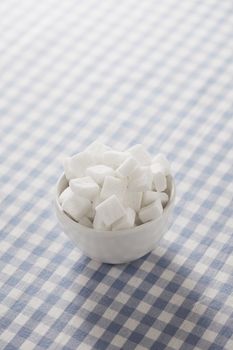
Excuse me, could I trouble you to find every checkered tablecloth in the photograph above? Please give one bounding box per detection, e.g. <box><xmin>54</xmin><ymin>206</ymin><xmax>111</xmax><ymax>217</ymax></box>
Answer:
<box><xmin>1</xmin><ymin>0</ymin><xmax>233</xmax><ymax>349</ymax></box>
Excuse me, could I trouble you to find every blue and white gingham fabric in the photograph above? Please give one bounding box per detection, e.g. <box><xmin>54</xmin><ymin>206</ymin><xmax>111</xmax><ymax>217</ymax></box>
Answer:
<box><xmin>1</xmin><ymin>0</ymin><xmax>233</xmax><ymax>349</ymax></box>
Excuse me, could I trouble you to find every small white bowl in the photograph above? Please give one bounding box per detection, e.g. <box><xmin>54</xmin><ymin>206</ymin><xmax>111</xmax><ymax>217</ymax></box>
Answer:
<box><xmin>54</xmin><ymin>174</ymin><xmax>176</xmax><ymax>264</ymax></box>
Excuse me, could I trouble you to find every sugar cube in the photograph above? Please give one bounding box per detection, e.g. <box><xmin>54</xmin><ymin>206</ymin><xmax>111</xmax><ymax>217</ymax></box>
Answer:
<box><xmin>70</xmin><ymin>151</ymin><xmax>95</xmax><ymax>177</ymax></box>
<box><xmin>142</xmin><ymin>191</ymin><xmax>169</xmax><ymax>207</ymax></box>
<box><xmin>69</xmin><ymin>176</ymin><xmax>99</xmax><ymax>200</ymax></box>
<box><xmin>152</xmin><ymin>167</ymin><xmax>167</xmax><ymax>192</ymax></box>
<box><xmin>152</xmin><ymin>154</ymin><xmax>171</xmax><ymax>176</ymax></box>
<box><xmin>128</xmin><ymin>166</ymin><xmax>153</xmax><ymax>192</ymax></box>
<box><xmin>62</xmin><ymin>195</ymin><xmax>91</xmax><ymax>221</ymax></box>
<box><xmin>63</xmin><ymin>157</ymin><xmax>76</xmax><ymax>181</ymax></box>
<box><xmin>86</xmin><ymin>141</ymin><xmax>111</xmax><ymax>163</ymax></box>
<box><xmin>142</xmin><ymin>191</ymin><xmax>161</xmax><ymax>206</ymax></box>
<box><xmin>93</xmin><ymin>211</ymin><xmax>111</xmax><ymax>231</ymax></box>
<box><xmin>116</xmin><ymin>156</ymin><xmax>139</xmax><ymax>177</ymax></box>
<box><xmin>128</xmin><ymin>144</ymin><xmax>151</xmax><ymax>165</ymax></box>
<box><xmin>139</xmin><ymin>199</ymin><xmax>163</xmax><ymax>223</ymax></box>
<box><xmin>86</xmin><ymin>165</ymin><xmax>114</xmax><ymax>185</ymax></box>
<box><xmin>95</xmin><ymin>195</ymin><xmax>126</xmax><ymax>226</ymax></box>
<box><xmin>59</xmin><ymin>186</ymin><xmax>73</xmax><ymax>204</ymax></box>
<box><xmin>112</xmin><ymin>208</ymin><xmax>136</xmax><ymax>230</ymax></box>
<box><xmin>100</xmin><ymin>176</ymin><xmax>127</xmax><ymax>201</ymax></box>
<box><xmin>92</xmin><ymin>194</ymin><xmax>103</xmax><ymax>209</ymax></box>
<box><xmin>103</xmin><ymin>151</ymin><xmax>128</xmax><ymax>168</ymax></box>
<box><xmin>123</xmin><ymin>191</ymin><xmax>142</xmax><ymax>212</ymax></box>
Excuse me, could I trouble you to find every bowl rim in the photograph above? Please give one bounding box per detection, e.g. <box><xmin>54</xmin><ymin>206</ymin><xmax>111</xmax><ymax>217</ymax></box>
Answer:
<box><xmin>55</xmin><ymin>173</ymin><xmax>176</xmax><ymax>237</ymax></box>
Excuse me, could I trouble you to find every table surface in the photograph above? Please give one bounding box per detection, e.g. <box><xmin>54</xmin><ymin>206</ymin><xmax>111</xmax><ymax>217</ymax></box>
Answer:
<box><xmin>0</xmin><ymin>1</ymin><xmax>233</xmax><ymax>349</ymax></box>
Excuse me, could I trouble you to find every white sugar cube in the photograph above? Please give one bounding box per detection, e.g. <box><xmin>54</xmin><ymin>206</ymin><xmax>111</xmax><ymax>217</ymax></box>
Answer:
<box><xmin>95</xmin><ymin>195</ymin><xmax>126</xmax><ymax>226</ymax></box>
<box><xmin>112</xmin><ymin>208</ymin><xmax>136</xmax><ymax>230</ymax></box>
<box><xmin>152</xmin><ymin>154</ymin><xmax>171</xmax><ymax>175</ymax></box>
<box><xmin>123</xmin><ymin>191</ymin><xmax>142</xmax><ymax>213</ymax></box>
<box><xmin>62</xmin><ymin>195</ymin><xmax>91</xmax><ymax>221</ymax></box>
<box><xmin>78</xmin><ymin>216</ymin><xmax>93</xmax><ymax>228</ymax></box>
<box><xmin>59</xmin><ymin>186</ymin><xmax>73</xmax><ymax>204</ymax></box>
<box><xmin>142</xmin><ymin>191</ymin><xmax>169</xmax><ymax>207</ymax></box>
<box><xmin>116</xmin><ymin>157</ymin><xmax>139</xmax><ymax>177</ymax></box>
<box><xmin>69</xmin><ymin>176</ymin><xmax>99</xmax><ymax>200</ymax></box>
<box><xmin>151</xmin><ymin>163</ymin><xmax>165</xmax><ymax>174</ymax></box>
<box><xmin>128</xmin><ymin>166</ymin><xmax>153</xmax><ymax>192</ymax></box>
<box><xmin>70</xmin><ymin>151</ymin><xmax>95</xmax><ymax>177</ymax></box>
<box><xmin>92</xmin><ymin>194</ymin><xmax>103</xmax><ymax>209</ymax></box>
<box><xmin>63</xmin><ymin>157</ymin><xmax>76</xmax><ymax>181</ymax></box>
<box><xmin>142</xmin><ymin>191</ymin><xmax>161</xmax><ymax>206</ymax></box>
<box><xmin>93</xmin><ymin>211</ymin><xmax>111</xmax><ymax>231</ymax></box>
<box><xmin>86</xmin><ymin>141</ymin><xmax>111</xmax><ymax>163</ymax></box>
<box><xmin>100</xmin><ymin>176</ymin><xmax>127</xmax><ymax>201</ymax></box>
<box><xmin>128</xmin><ymin>144</ymin><xmax>151</xmax><ymax>165</ymax></box>
<box><xmin>103</xmin><ymin>151</ymin><xmax>128</xmax><ymax>168</ymax></box>
<box><xmin>151</xmin><ymin>165</ymin><xmax>167</xmax><ymax>192</ymax></box>
<box><xmin>86</xmin><ymin>165</ymin><xmax>114</xmax><ymax>185</ymax></box>
<box><xmin>139</xmin><ymin>199</ymin><xmax>163</xmax><ymax>223</ymax></box>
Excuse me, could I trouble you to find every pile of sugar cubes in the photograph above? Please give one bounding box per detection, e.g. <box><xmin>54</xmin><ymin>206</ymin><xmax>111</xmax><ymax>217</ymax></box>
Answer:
<box><xmin>59</xmin><ymin>142</ymin><xmax>172</xmax><ymax>231</ymax></box>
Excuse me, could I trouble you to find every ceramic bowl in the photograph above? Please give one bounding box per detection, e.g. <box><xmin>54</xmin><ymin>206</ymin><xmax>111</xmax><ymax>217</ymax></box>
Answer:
<box><xmin>54</xmin><ymin>174</ymin><xmax>175</xmax><ymax>264</ymax></box>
